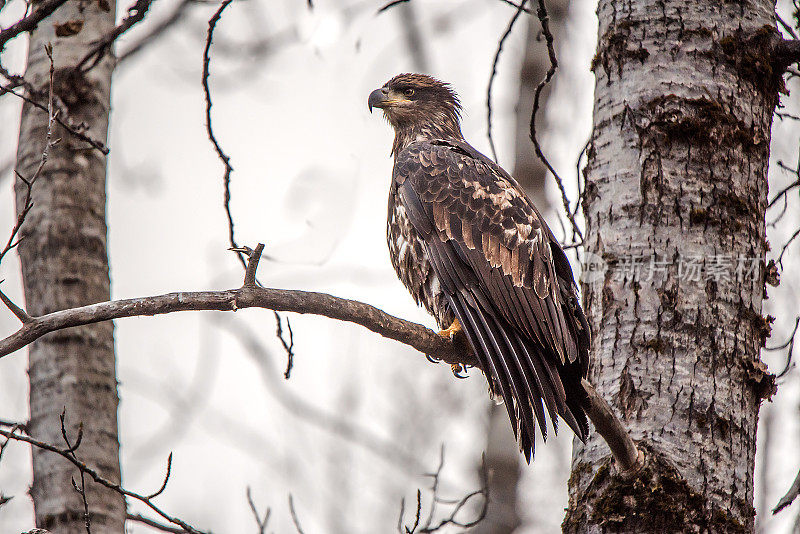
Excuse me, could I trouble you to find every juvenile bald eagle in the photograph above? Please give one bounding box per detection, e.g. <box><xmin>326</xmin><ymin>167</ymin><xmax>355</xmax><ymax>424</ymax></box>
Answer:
<box><xmin>369</xmin><ymin>74</ymin><xmax>590</xmax><ymax>461</ymax></box>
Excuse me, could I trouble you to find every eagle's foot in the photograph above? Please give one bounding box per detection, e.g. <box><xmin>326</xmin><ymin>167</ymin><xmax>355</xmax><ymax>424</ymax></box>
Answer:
<box><xmin>438</xmin><ymin>318</ymin><xmax>461</xmax><ymax>339</ymax></box>
<box><xmin>451</xmin><ymin>363</ymin><xmax>468</xmax><ymax>379</ymax></box>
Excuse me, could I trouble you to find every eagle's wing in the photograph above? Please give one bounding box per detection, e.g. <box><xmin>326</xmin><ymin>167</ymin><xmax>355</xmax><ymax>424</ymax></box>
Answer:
<box><xmin>393</xmin><ymin>139</ymin><xmax>590</xmax><ymax>460</ymax></box>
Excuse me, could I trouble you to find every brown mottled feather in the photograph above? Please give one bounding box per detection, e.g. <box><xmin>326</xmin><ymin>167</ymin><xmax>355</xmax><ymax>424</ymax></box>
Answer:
<box><xmin>380</xmin><ymin>74</ymin><xmax>589</xmax><ymax>461</ymax></box>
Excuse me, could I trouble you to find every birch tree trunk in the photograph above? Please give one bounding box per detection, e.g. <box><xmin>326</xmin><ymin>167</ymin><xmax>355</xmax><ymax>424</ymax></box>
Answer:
<box><xmin>564</xmin><ymin>0</ymin><xmax>779</xmax><ymax>531</ymax></box>
<box><xmin>14</xmin><ymin>0</ymin><xmax>123</xmax><ymax>531</ymax></box>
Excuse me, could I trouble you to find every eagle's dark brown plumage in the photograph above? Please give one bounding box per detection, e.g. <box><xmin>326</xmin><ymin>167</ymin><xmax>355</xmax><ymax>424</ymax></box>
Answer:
<box><xmin>369</xmin><ymin>73</ymin><xmax>590</xmax><ymax>461</ymax></box>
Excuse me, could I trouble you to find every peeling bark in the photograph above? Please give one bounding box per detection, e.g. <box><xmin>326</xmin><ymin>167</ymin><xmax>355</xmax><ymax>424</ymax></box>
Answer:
<box><xmin>565</xmin><ymin>0</ymin><xmax>779</xmax><ymax>532</ymax></box>
<box><xmin>13</xmin><ymin>0</ymin><xmax>123</xmax><ymax>531</ymax></box>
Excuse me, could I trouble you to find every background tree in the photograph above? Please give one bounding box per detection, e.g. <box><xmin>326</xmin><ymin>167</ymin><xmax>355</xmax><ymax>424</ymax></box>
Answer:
<box><xmin>11</xmin><ymin>0</ymin><xmax>124</xmax><ymax>530</ymax></box>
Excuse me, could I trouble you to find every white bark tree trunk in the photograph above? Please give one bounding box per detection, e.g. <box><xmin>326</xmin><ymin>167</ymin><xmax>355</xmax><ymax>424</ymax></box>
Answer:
<box><xmin>14</xmin><ymin>0</ymin><xmax>123</xmax><ymax>531</ymax></box>
<box><xmin>565</xmin><ymin>0</ymin><xmax>779</xmax><ymax>531</ymax></box>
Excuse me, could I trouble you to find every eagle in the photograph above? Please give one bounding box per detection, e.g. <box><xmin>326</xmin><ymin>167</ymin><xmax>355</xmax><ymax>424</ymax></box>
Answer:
<box><xmin>368</xmin><ymin>73</ymin><xmax>590</xmax><ymax>461</ymax></box>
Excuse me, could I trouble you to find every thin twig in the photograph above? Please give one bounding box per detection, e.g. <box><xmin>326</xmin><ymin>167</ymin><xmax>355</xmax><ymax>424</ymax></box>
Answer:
<box><xmin>202</xmin><ymin>0</ymin><xmax>246</xmax><ymax>270</ymax></box>
<box><xmin>0</xmin><ymin>427</ymin><xmax>208</xmax><ymax>533</ymax></box>
<box><xmin>77</xmin><ymin>0</ymin><xmax>154</xmax><ymax>72</ymax></box>
<box><xmin>486</xmin><ymin>0</ymin><xmax>528</xmax><ymax>163</ymax></box>
<box><xmin>274</xmin><ymin>311</ymin><xmax>295</xmax><ymax>379</ymax></box>
<box><xmin>778</xmin><ymin>13</ymin><xmax>799</xmax><ymax>39</ymax></box>
<box><xmin>118</xmin><ymin>0</ymin><xmax>194</xmax><ymax>63</ymax></box>
<box><xmin>288</xmin><ymin>494</ymin><xmax>305</xmax><ymax>534</ymax></box>
<box><xmin>60</xmin><ymin>413</ymin><xmax>91</xmax><ymax>533</ymax></box>
<box><xmin>399</xmin><ymin>446</ymin><xmax>489</xmax><ymax>533</ymax></box>
<box><xmin>529</xmin><ymin>0</ymin><xmax>583</xmax><ymax>241</ymax></box>
<box><xmin>0</xmin><ymin>44</ymin><xmax>58</xmax><ymax>269</ymax></box>
<box><xmin>773</xmin><ymin>468</ymin><xmax>800</xmax><ymax>514</ymax></box>
<box><xmin>0</xmin><ymin>81</ymin><xmax>109</xmax><ymax>153</ymax></box>
<box><xmin>776</xmin><ymin>226</ymin><xmax>800</xmax><ymax>267</ymax></box>
<box><xmin>146</xmin><ymin>453</ymin><xmax>173</xmax><ymax>499</ymax></box>
<box><xmin>377</xmin><ymin>0</ymin><xmax>410</xmax><ymax>14</ymax></box>
<box><xmin>766</xmin><ymin>316</ymin><xmax>799</xmax><ymax>379</ymax></box>
<box><xmin>246</xmin><ymin>487</ymin><xmax>271</xmax><ymax>534</ymax></box>
<box><xmin>127</xmin><ymin>513</ymin><xmax>189</xmax><ymax>533</ymax></box>
<box><xmin>497</xmin><ymin>0</ymin><xmax>531</xmax><ymax>13</ymax></box>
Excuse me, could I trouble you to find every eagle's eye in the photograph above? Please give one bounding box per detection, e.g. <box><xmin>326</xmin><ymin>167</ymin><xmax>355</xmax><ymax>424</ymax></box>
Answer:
<box><xmin>403</xmin><ymin>88</ymin><xmax>415</xmax><ymax>97</ymax></box>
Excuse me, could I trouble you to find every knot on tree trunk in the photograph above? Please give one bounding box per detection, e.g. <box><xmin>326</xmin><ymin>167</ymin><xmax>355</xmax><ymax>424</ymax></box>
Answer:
<box><xmin>562</xmin><ymin>442</ymin><xmax>753</xmax><ymax>534</ymax></box>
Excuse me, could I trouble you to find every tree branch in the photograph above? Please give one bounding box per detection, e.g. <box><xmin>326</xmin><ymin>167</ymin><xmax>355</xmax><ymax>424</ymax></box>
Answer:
<box><xmin>0</xmin><ymin>426</ymin><xmax>207</xmax><ymax>533</ymax></box>
<box><xmin>77</xmin><ymin>0</ymin><xmax>154</xmax><ymax>72</ymax></box>
<box><xmin>0</xmin><ymin>0</ymin><xmax>68</xmax><ymax>51</ymax></box>
<box><xmin>581</xmin><ymin>378</ymin><xmax>644</xmax><ymax>476</ymax></box>
<box><xmin>0</xmin><ymin>245</ymin><xmax>641</xmax><ymax>474</ymax></box>
<box><xmin>117</xmin><ymin>0</ymin><xmax>194</xmax><ymax>64</ymax></box>
<box><xmin>773</xmin><ymin>467</ymin><xmax>800</xmax><ymax>514</ymax></box>
<box><xmin>776</xmin><ymin>38</ymin><xmax>800</xmax><ymax>69</ymax></box>
<box><xmin>0</xmin><ymin>245</ymin><xmax>466</xmax><ymax>365</ymax></box>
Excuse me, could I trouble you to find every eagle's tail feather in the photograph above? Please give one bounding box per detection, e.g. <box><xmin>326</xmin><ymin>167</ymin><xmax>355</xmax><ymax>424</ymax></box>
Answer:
<box><xmin>450</xmin><ymin>289</ymin><xmax>589</xmax><ymax>457</ymax></box>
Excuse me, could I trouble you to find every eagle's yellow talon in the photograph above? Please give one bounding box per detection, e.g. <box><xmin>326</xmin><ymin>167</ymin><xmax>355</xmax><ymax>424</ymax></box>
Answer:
<box><xmin>451</xmin><ymin>363</ymin><xmax>468</xmax><ymax>378</ymax></box>
<box><xmin>438</xmin><ymin>318</ymin><xmax>461</xmax><ymax>339</ymax></box>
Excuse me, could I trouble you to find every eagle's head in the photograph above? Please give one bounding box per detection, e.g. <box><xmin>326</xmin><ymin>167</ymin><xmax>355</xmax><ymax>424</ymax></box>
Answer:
<box><xmin>368</xmin><ymin>74</ymin><xmax>462</xmax><ymax>148</ymax></box>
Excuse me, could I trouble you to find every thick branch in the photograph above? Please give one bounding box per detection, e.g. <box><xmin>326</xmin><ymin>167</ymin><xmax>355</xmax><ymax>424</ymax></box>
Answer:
<box><xmin>776</xmin><ymin>38</ymin><xmax>800</xmax><ymax>69</ymax></box>
<box><xmin>581</xmin><ymin>378</ymin><xmax>644</xmax><ymax>475</ymax></box>
<box><xmin>0</xmin><ymin>283</ymin><xmax>467</xmax><ymax>365</ymax></box>
<box><xmin>0</xmin><ymin>245</ymin><xmax>641</xmax><ymax>471</ymax></box>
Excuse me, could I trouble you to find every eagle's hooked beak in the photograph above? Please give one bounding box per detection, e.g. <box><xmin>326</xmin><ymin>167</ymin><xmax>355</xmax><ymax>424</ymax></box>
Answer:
<box><xmin>368</xmin><ymin>87</ymin><xmax>391</xmax><ymax>112</ymax></box>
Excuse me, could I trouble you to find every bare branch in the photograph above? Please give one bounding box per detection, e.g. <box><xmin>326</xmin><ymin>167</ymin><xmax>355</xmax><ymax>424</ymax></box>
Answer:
<box><xmin>777</xmin><ymin>14</ymin><xmax>799</xmax><ymax>39</ymax></box>
<box><xmin>0</xmin><ymin>0</ymin><xmax>68</xmax><ymax>51</ymax></box>
<box><xmin>118</xmin><ymin>0</ymin><xmax>194</xmax><ymax>64</ymax></box>
<box><xmin>202</xmin><ymin>0</ymin><xmax>246</xmax><ymax>270</ymax></box>
<box><xmin>246</xmin><ymin>487</ymin><xmax>271</xmax><ymax>534</ymax></box>
<box><xmin>486</xmin><ymin>0</ymin><xmax>528</xmax><ymax>163</ymax></box>
<box><xmin>127</xmin><ymin>513</ymin><xmax>189</xmax><ymax>533</ymax></box>
<box><xmin>0</xmin><ymin>282</ymin><xmax>33</xmax><ymax>323</ymax></box>
<box><xmin>399</xmin><ymin>447</ymin><xmax>488</xmax><ymax>533</ymax></box>
<box><xmin>146</xmin><ymin>453</ymin><xmax>173</xmax><ymax>499</ymax></box>
<box><xmin>497</xmin><ymin>0</ymin><xmax>531</xmax><ymax>13</ymax></box>
<box><xmin>529</xmin><ymin>0</ymin><xmax>583</xmax><ymax>242</ymax></box>
<box><xmin>773</xmin><ymin>468</ymin><xmax>800</xmax><ymax>514</ymax></box>
<box><xmin>776</xmin><ymin>38</ymin><xmax>800</xmax><ymax>69</ymax></box>
<box><xmin>288</xmin><ymin>494</ymin><xmax>305</xmax><ymax>534</ymax></box>
<box><xmin>0</xmin><ymin>243</ymin><xmax>640</xmax><ymax>474</ymax></box>
<box><xmin>0</xmin><ymin>427</ymin><xmax>208</xmax><ymax>533</ymax></box>
<box><xmin>0</xmin><ymin>245</ymin><xmax>467</xmax><ymax>366</ymax></box>
<box><xmin>77</xmin><ymin>0</ymin><xmax>154</xmax><ymax>72</ymax></box>
<box><xmin>0</xmin><ymin>284</ymin><xmax>465</xmax><ymax>362</ymax></box>
<box><xmin>271</xmin><ymin>311</ymin><xmax>295</xmax><ymax>379</ymax></box>
<box><xmin>0</xmin><ymin>81</ymin><xmax>109</xmax><ymax>153</ymax></box>
<box><xmin>766</xmin><ymin>316</ymin><xmax>799</xmax><ymax>379</ymax></box>
<box><xmin>377</xmin><ymin>0</ymin><xmax>410</xmax><ymax>15</ymax></box>
<box><xmin>581</xmin><ymin>378</ymin><xmax>644</xmax><ymax>476</ymax></box>
<box><xmin>0</xmin><ymin>44</ymin><xmax>58</xmax><ymax>269</ymax></box>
